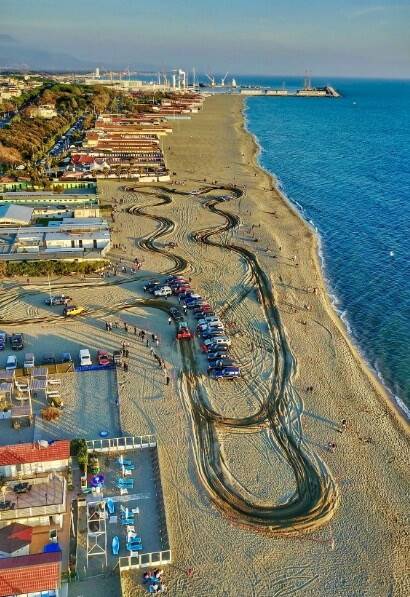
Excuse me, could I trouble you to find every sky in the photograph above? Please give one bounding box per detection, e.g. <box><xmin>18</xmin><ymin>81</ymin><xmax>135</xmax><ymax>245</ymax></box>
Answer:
<box><xmin>1</xmin><ymin>0</ymin><xmax>409</xmax><ymax>77</ymax></box>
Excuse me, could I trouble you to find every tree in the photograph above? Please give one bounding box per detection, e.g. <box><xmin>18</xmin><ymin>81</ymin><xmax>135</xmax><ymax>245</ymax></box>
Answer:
<box><xmin>0</xmin><ymin>144</ymin><xmax>22</xmax><ymax>166</ymax></box>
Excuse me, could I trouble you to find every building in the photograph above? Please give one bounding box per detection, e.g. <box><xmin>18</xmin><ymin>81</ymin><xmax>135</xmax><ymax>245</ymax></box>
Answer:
<box><xmin>0</xmin><ymin>523</ymin><xmax>32</xmax><ymax>558</ymax></box>
<box><xmin>0</xmin><ymin>551</ymin><xmax>62</xmax><ymax>597</ymax></box>
<box><xmin>0</xmin><ymin>440</ymin><xmax>70</xmax><ymax>530</ymax></box>
<box><xmin>0</xmin><ymin>205</ymin><xmax>34</xmax><ymax>227</ymax></box>
<box><xmin>0</xmin><ymin>217</ymin><xmax>111</xmax><ymax>260</ymax></box>
<box><xmin>30</xmin><ymin>104</ymin><xmax>58</xmax><ymax>119</ymax></box>
<box><xmin>0</xmin><ymin>440</ymin><xmax>70</xmax><ymax>478</ymax></box>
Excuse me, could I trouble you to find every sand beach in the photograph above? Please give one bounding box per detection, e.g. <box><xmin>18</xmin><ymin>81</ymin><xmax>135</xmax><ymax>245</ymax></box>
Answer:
<box><xmin>1</xmin><ymin>95</ymin><xmax>408</xmax><ymax>596</ymax></box>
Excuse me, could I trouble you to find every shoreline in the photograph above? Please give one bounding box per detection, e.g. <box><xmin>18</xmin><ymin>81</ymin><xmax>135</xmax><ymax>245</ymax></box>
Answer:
<box><xmin>240</xmin><ymin>97</ymin><xmax>410</xmax><ymax>430</ymax></box>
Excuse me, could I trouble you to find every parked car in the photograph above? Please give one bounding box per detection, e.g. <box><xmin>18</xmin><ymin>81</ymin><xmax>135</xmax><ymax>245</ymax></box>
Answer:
<box><xmin>79</xmin><ymin>349</ymin><xmax>92</xmax><ymax>366</ymax></box>
<box><xmin>23</xmin><ymin>353</ymin><xmax>35</xmax><ymax>368</ymax></box>
<box><xmin>174</xmin><ymin>285</ymin><xmax>191</xmax><ymax>295</ymax></box>
<box><xmin>11</xmin><ymin>333</ymin><xmax>24</xmax><ymax>350</ymax></box>
<box><xmin>201</xmin><ymin>336</ymin><xmax>231</xmax><ymax>352</ymax></box>
<box><xmin>201</xmin><ymin>329</ymin><xmax>226</xmax><ymax>341</ymax></box>
<box><xmin>207</xmin><ymin>349</ymin><xmax>230</xmax><ymax>361</ymax></box>
<box><xmin>176</xmin><ymin>322</ymin><xmax>193</xmax><ymax>340</ymax></box>
<box><xmin>97</xmin><ymin>350</ymin><xmax>111</xmax><ymax>366</ymax></box>
<box><xmin>0</xmin><ymin>332</ymin><xmax>6</xmax><ymax>350</ymax></box>
<box><xmin>113</xmin><ymin>350</ymin><xmax>122</xmax><ymax>366</ymax></box>
<box><xmin>153</xmin><ymin>286</ymin><xmax>172</xmax><ymax>297</ymax></box>
<box><xmin>194</xmin><ymin>308</ymin><xmax>214</xmax><ymax>318</ymax></box>
<box><xmin>45</xmin><ymin>294</ymin><xmax>71</xmax><ymax>306</ymax></box>
<box><xmin>208</xmin><ymin>358</ymin><xmax>236</xmax><ymax>370</ymax></box>
<box><xmin>143</xmin><ymin>280</ymin><xmax>161</xmax><ymax>292</ymax></box>
<box><xmin>43</xmin><ymin>353</ymin><xmax>56</xmax><ymax>365</ymax></box>
<box><xmin>170</xmin><ymin>307</ymin><xmax>184</xmax><ymax>321</ymax></box>
<box><xmin>209</xmin><ymin>366</ymin><xmax>241</xmax><ymax>380</ymax></box>
<box><xmin>5</xmin><ymin>355</ymin><xmax>17</xmax><ymax>371</ymax></box>
<box><xmin>63</xmin><ymin>305</ymin><xmax>85</xmax><ymax>317</ymax></box>
<box><xmin>61</xmin><ymin>352</ymin><xmax>73</xmax><ymax>364</ymax></box>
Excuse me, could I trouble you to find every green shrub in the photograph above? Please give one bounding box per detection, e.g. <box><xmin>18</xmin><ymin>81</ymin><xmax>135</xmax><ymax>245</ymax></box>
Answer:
<box><xmin>5</xmin><ymin>259</ymin><xmax>108</xmax><ymax>277</ymax></box>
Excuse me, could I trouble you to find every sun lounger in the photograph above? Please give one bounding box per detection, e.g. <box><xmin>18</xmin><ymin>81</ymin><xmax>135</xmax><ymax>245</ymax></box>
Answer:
<box><xmin>120</xmin><ymin>517</ymin><xmax>134</xmax><ymax>526</ymax></box>
<box><xmin>116</xmin><ymin>478</ymin><xmax>134</xmax><ymax>488</ymax></box>
<box><xmin>118</xmin><ymin>457</ymin><xmax>132</xmax><ymax>467</ymax></box>
<box><xmin>127</xmin><ymin>542</ymin><xmax>143</xmax><ymax>552</ymax></box>
<box><xmin>123</xmin><ymin>463</ymin><xmax>135</xmax><ymax>470</ymax></box>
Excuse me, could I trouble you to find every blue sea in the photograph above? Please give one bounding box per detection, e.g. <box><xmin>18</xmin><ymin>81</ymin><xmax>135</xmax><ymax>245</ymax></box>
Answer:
<box><xmin>243</xmin><ymin>77</ymin><xmax>410</xmax><ymax>416</ymax></box>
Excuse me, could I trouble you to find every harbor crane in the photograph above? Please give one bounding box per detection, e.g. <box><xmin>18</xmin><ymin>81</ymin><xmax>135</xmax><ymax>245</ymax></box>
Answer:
<box><xmin>206</xmin><ymin>73</ymin><xmax>216</xmax><ymax>87</ymax></box>
<box><xmin>221</xmin><ymin>72</ymin><xmax>229</xmax><ymax>86</ymax></box>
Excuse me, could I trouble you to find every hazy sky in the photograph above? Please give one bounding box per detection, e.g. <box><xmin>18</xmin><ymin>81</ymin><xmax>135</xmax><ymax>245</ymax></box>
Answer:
<box><xmin>2</xmin><ymin>0</ymin><xmax>410</xmax><ymax>77</ymax></box>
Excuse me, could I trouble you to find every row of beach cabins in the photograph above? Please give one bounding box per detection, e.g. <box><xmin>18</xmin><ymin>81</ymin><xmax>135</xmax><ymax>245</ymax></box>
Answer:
<box><xmin>61</xmin><ymin>93</ymin><xmax>205</xmax><ymax>183</ymax></box>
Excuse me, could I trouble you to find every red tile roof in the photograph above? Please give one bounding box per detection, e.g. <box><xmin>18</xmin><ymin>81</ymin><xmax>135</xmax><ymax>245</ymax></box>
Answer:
<box><xmin>0</xmin><ymin>552</ymin><xmax>61</xmax><ymax>596</ymax></box>
<box><xmin>0</xmin><ymin>440</ymin><xmax>70</xmax><ymax>466</ymax></box>
<box><xmin>0</xmin><ymin>523</ymin><xmax>32</xmax><ymax>554</ymax></box>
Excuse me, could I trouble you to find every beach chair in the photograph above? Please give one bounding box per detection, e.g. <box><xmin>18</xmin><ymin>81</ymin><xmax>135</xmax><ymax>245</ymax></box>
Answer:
<box><xmin>123</xmin><ymin>468</ymin><xmax>132</xmax><ymax>477</ymax></box>
<box><xmin>123</xmin><ymin>462</ymin><xmax>135</xmax><ymax>471</ymax></box>
<box><xmin>116</xmin><ymin>478</ymin><xmax>134</xmax><ymax>489</ymax></box>
<box><xmin>120</xmin><ymin>517</ymin><xmax>134</xmax><ymax>526</ymax></box>
<box><xmin>118</xmin><ymin>456</ymin><xmax>132</xmax><ymax>467</ymax></box>
<box><xmin>127</xmin><ymin>542</ymin><xmax>143</xmax><ymax>552</ymax></box>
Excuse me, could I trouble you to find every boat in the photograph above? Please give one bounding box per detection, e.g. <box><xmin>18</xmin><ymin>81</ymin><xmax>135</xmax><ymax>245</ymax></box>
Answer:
<box><xmin>112</xmin><ymin>536</ymin><xmax>120</xmax><ymax>555</ymax></box>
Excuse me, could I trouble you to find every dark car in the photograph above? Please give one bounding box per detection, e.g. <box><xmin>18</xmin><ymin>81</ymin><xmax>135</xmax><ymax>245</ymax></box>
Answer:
<box><xmin>170</xmin><ymin>307</ymin><xmax>184</xmax><ymax>321</ymax></box>
<box><xmin>200</xmin><ymin>329</ymin><xmax>226</xmax><ymax>340</ymax></box>
<box><xmin>143</xmin><ymin>280</ymin><xmax>161</xmax><ymax>292</ymax></box>
<box><xmin>207</xmin><ymin>358</ymin><xmax>236</xmax><ymax>370</ymax></box>
<box><xmin>194</xmin><ymin>309</ymin><xmax>215</xmax><ymax>319</ymax></box>
<box><xmin>207</xmin><ymin>349</ymin><xmax>230</xmax><ymax>361</ymax></box>
<box><xmin>61</xmin><ymin>352</ymin><xmax>73</xmax><ymax>364</ymax></box>
<box><xmin>11</xmin><ymin>333</ymin><xmax>24</xmax><ymax>351</ymax></box>
<box><xmin>209</xmin><ymin>366</ymin><xmax>241</xmax><ymax>380</ymax></box>
<box><xmin>43</xmin><ymin>353</ymin><xmax>56</xmax><ymax>365</ymax></box>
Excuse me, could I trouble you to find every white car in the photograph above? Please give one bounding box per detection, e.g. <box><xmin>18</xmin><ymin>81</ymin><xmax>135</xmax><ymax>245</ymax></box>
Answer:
<box><xmin>6</xmin><ymin>355</ymin><xmax>17</xmax><ymax>371</ymax></box>
<box><xmin>154</xmin><ymin>286</ymin><xmax>172</xmax><ymax>297</ymax></box>
<box><xmin>79</xmin><ymin>349</ymin><xmax>92</xmax><ymax>366</ymax></box>
<box><xmin>24</xmin><ymin>353</ymin><xmax>35</xmax><ymax>368</ymax></box>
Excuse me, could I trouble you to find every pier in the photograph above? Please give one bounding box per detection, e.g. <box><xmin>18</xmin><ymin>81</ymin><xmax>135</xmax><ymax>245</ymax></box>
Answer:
<box><xmin>240</xmin><ymin>85</ymin><xmax>340</xmax><ymax>98</ymax></box>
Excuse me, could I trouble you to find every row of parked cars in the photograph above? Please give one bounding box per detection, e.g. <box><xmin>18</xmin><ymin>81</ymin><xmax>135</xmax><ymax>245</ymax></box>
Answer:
<box><xmin>150</xmin><ymin>275</ymin><xmax>241</xmax><ymax>381</ymax></box>
<box><xmin>0</xmin><ymin>333</ymin><xmax>24</xmax><ymax>351</ymax></box>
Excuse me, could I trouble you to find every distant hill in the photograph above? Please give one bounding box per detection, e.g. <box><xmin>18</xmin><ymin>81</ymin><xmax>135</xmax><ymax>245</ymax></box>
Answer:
<box><xmin>0</xmin><ymin>34</ymin><xmax>96</xmax><ymax>71</ymax></box>
<box><xmin>0</xmin><ymin>34</ymin><xmax>161</xmax><ymax>72</ymax></box>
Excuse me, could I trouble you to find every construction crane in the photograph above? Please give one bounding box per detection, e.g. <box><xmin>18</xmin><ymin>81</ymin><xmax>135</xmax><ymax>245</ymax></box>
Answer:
<box><xmin>221</xmin><ymin>72</ymin><xmax>229</xmax><ymax>86</ymax></box>
<box><xmin>206</xmin><ymin>73</ymin><xmax>216</xmax><ymax>87</ymax></box>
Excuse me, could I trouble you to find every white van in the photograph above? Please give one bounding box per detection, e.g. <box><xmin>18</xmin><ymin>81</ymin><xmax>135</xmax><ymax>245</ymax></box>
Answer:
<box><xmin>79</xmin><ymin>349</ymin><xmax>92</xmax><ymax>366</ymax></box>
<box><xmin>24</xmin><ymin>353</ymin><xmax>35</xmax><ymax>368</ymax></box>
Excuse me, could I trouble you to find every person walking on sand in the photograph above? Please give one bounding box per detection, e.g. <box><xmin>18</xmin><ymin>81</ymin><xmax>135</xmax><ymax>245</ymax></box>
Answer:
<box><xmin>168</xmin><ymin>317</ymin><xmax>172</xmax><ymax>325</ymax></box>
<box><xmin>134</xmin><ymin>326</ymin><xmax>137</xmax><ymax>335</ymax></box>
<box><xmin>166</xmin><ymin>375</ymin><xmax>170</xmax><ymax>386</ymax></box>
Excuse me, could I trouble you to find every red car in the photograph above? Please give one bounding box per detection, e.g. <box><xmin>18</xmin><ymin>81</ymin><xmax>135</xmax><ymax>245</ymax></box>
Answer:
<box><xmin>174</xmin><ymin>285</ymin><xmax>191</xmax><ymax>295</ymax></box>
<box><xmin>97</xmin><ymin>350</ymin><xmax>111</xmax><ymax>366</ymax></box>
<box><xmin>176</xmin><ymin>322</ymin><xmax>193</xmax><ymax>340</ymax></box>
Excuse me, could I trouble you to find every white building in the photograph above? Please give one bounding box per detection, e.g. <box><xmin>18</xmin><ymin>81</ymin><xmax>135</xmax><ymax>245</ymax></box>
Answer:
<box><xmin>0</xmin><ymin>204</ymin><xmax>34</xmax><ymax>227</ymax></box>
